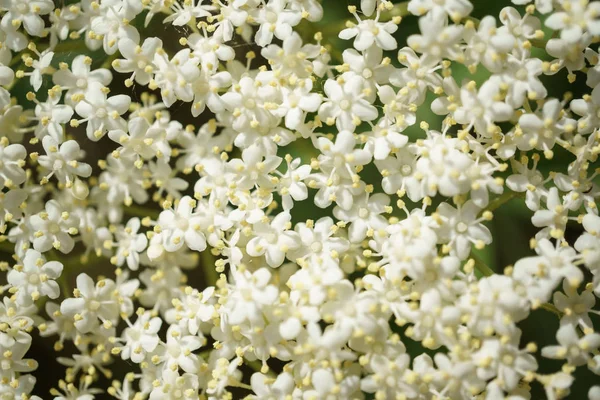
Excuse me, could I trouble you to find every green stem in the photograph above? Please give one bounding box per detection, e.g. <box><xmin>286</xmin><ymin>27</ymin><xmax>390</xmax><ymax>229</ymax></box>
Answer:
<box><xmin>124</xmin><ymin>204</ymin><xmax>160</xmax><ymax>219</ymax></box>
<box><xmin>539</xmin><ymin>303</ymin><xmax>562</xmax><ymax>317</ymax></box>
<box><xmin>244</xmin><ymin>359</ymin><xmax>276</xmax><ymax>377</ymax></box>
<box><xmin>201</xmin><ymin>249</ymin><xmax>218</xmax><ymax>286</ymax></box>
<box><xmin>471</xmin><ymin>253</ymin><xmax>495</xmax><ymax>277</ymax></box>
<box><xmin>52</xmin><ymin>39</ymin><xmax>90</xmax><ymax>54</ymax></box>
<box><xmin>0</xmin><ymin>240</ymin><xmax>14</xmax><ymax>254</ymax></box>
<box><xmin>487</xmin><ymin>192</ymin><xmax>523</xmax><ymax>212</ymax></box>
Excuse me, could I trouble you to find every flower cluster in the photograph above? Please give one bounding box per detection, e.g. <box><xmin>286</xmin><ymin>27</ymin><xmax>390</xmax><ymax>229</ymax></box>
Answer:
<box><xmin>0</xmin><ymin>0</ymin><xmax>600</xmax><ymax>398</ymax></box>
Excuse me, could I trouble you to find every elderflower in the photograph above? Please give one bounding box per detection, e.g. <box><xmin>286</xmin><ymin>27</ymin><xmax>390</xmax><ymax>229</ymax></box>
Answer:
<box><xmin>0</xmin><ymin>0</ymin><xmax>599</xmax><ymax>399</ymax></box>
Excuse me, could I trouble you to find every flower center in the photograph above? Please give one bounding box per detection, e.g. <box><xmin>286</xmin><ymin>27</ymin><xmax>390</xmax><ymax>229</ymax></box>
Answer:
<box><xmin>49</xmin><ymin>222</ymin><xmax>61</xmax><ymax>234</ymax></box>
<box><xmin>176</xmin><ymin>218</ymin><xmax>189</xmax><ymax>231</ymax></box>
<box><xmin>28</xmin><ymin>274</ymin><xmax>40</xmax><ymax>284</ymax></box>
<box><xmin>95</xmin><ymin>108</ymin><xmax>108</xmax><ymax>119</ymax></box>
<box><xmin>310</xmin><ymin>241</ymin><xmax>323</xmax><ymax>252</ymax></box>
<box><xmin>456</xmin><ymin>222</ymin><xmax>468</xmax><ymax>233</ymax></box>
<box><xmin>358</xmin><ymin>208</ymin><xmax>369</xmax><ymax>219</ymax></box>
<box><xmin>89</xmin><ymin>300</ymin><xmax>101</xmax><ymax>311</ymax></box>
<box><xmin>516</xmin><ymin>68</ymin><xmax>528</xmax><ymax>81</ymax></box>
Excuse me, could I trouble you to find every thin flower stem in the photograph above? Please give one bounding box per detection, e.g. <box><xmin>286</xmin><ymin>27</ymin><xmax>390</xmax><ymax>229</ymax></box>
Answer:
<box><xmin>486</xmin><ymin>191</ymin><xmax>524</xmax><ymax>212</ymax></box>
<box><xmin>201</xmin><ymin>249</ymin><xmax>218</xmax><ymax>286</ymax></box>
<box><xmin>124</xmin><ymin>204</ymin><xmax>160</xmax><ymax>219</ymax></box>
<box><xmin>0</xmin><ymin>240</ymin><xmax>14</xmax><ymax>254</ymax></box>
<box><xmin>471</xmin><ymin>253</ymin><xmax>494</xmax><ymax>277</ymax></box>
<box><xmin>539</xmin><ymin>303</ymin><xmax>562</xmax><ymax>317</ymax></box>
<box><xmin>245</xmin><ymin>359</ymin><xmax>276</xmax><ymax>377</ymax></box>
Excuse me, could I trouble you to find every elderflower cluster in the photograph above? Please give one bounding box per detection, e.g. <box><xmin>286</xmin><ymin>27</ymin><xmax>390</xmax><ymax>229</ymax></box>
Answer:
<box><xmin>0</xmin><ymin>0</ymin><xmax>600</xmax><ymax>398</ymax></box>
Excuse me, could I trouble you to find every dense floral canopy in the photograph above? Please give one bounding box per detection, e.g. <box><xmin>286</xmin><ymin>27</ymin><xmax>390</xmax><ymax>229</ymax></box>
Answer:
<box><xmin>0</xmin><ymin>0</ymin><xmax>599</xmax><ymax>399</ymax></box>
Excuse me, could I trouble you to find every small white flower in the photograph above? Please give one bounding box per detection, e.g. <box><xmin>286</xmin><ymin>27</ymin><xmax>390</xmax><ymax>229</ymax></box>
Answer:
<box><xmin>246</xmin><ymin>211</ymin><xmax>300</xmax><ymax>268</ymax></box>
<box><xmin>109</xmin><ymin>217</ymin><xmax>148</xmax><ymax>271</ymax></box>
<box><xmin>433</xmin><ymin>200</ymin><xmax>492</xmax><ymax>260</ymax></box>
<box><xmin>73</xmin><ymin>82</ymin><xmax>131</xmax><ymax>141</ymax></box>
<box><xmin>156</xmin><ymin>196</ymin><xmax>207</xmax><ymax>254</ymax></box>
<box><xmin>8</xmin><ymin>249</ymin><xmax>63</xmax><ymax>305</ymax></box>
<box><xmin>0</xmin><ymin>0</ymin><xmax>53</xmax><ymax>36</ymax></box>
<box><xmin>29</xmin><ymin>200</ymin><xmax>79</xmax><ymax>253</ymax></box>
<box><xmin>339</xmin><ymin>7</ymin><xmax>398</xmax><ymax>51</ymax></box>
<box><xmin>60</xmin><ymin>273</ymin><xmax>119</xmax><ymax>333</ymax></box>
<box><xmin>37</xmin><ymin>136</ymin><xmax>92</xmax><ymax>187</ymax></box>
<box><xmin>319</xmin><ymin>75</ymin><xmax>378</xmax><ymax>132</ymax></box>
<box><xmin>542</xmin><ymin>324</ymin><xmax>600</xmax><ymax>366</ymax></box>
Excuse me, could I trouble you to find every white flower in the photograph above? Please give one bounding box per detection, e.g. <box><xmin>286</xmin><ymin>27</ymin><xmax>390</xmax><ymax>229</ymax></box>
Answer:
<box><xmin>412</xmin><ymin>131</ymin><xmax>473</xmax><ymax>198</ymax></box>
<box><xmin>156</xmin><ymin>196</ymin><xmax>207</xmax><ymax>254</ymax></box>
<box><xmin>501</xmin><ymin>57</ymin><xmax>547</xmax><ymax>107</ymax></box>
<box><xmin>0</xmin><ymin>0</ymin><xmax>53</xmax><ymax>36</ymax></box>
<box><xmin>149</xmin><ymin>369</ymin><xmax>199</xmax><ymax>400</ymax></box>
<box><xmin>275</xmin><ymin>155</ymin><xmax>311</xmax><ymax>210</ymax></box>
<box><xmin>108</xmin><ymin>117</ymin><xmax>162</xmax><ymax>162</ymax></box>
<box><xmin>364</xmin><ymin>120</ymin><xmax>409</xmax><ymax>160</ymax></box>
<box><xmin>167</xmin><ymin>286</ymin><xmax>215</xmax><ymax>335</ymax></box>
<box><xmin>261</xmin><ymin>32</ymin><xmax>320</xmax><ymax>79</ymax></box>
<box><xmin>8</xmin><ymin>249</ymin><xmax>63</xmax><ymax>305</ymax></box>
<box><xmin>73</xmin><ymin>82</ymin><xmax>131</xmax><ymax>141</ymax></box>
<box><xmin>433</xmin><ymin>200</ymin><xmax>492</xmax><ymax>260</ymax></box>
<box><xmin>187</xmin><ymin>31</ymin><xmax>235</xmax><ymax>73</ymax></box>
<box><xmin>117</xmin><ymin>310</ymin><xmax>161</xmax><ymax>363</ymax></box>
<box><xmin>253</xmin><ymin>0</ymin><xmax>302</xmax><ymax>47</ymax></box>
<box><xmin>545</xmin><ymin>0</ymin><xmax>600</xmax><ymax>43</ymax></box>
<box><xmin>408</xmin><ymin>0</ymin><xmax>473</xmax><ymax>20</ymax></box>
<box><xmin>473</xmin><ymin>336</ymin><xmax>538</xmax><ymax>391</ymax></box>
<box><xmin>288</xmin><ymin>216</ymin><xmax>349</xmax><ymax>269</ymax></box>
<box><xmin>452</xmin><ymin>80</ymin><xmax>514</xmax><ymax>136</ymax></box>
<box><xmin>542</xmin><ymin>324</ymin><xmax>600</xmax><ymax>366</ymax></box>
<box><xmin>360</xmin><ymin>343</ymin><xmax>417</xmax><ymax>399</ymax></box>
<box><xmin>60</xmin><ymin>273</ymin><xmax>119</xmax><ymax>333</ymax></box>
<box><xmin>407</xmin><ymin>8</ymin><xmax>464</xmax><ymax>60</ymax></box>
<box><xmin>32</xmin><ymin>91</ymin><xmax>73</xmax><ymax>143</ymax></box>
<box><xmin>227</xmin><ymin>145</ymin><xmax>282</xmax><ymax>191</ymax></box>
<box><xmin>151</xmin><ymin>49</ymin><xmax>200</xmax><ymax>107</ymax></box>
<box><xmin>249</xmin><ymin>372</ymin><xmax>294</xmax><ymax>399</ymax></box>
<box><xmin>316</xmin><ymin>130</ymin><xmax>372</xmax><ymax>182</ymax></box>
<box><xmin>53</xmin><ymin>55</ymin><xmax>112</xmax><ymax>102</ymax></box>
<box><xmin>319</xmin><ymin>75</ymin><xmax>378</xmax><ymax>132</ymax></box>
<box><xmin>29</xmin><ymin>199</ymin><xmax>79</xmax><ymax>253</ymax></box>
<box><xmin>553</xmin><ymin>282</ymin><xmax>596</xmax><ymax>330</ymax></box>
<box><xmin>277</xmin><ymin>79</ymin><xmax>322</xmax><ymax>130</ymax></box>
<box><xmin>26</xmin><ymin>49</ymin><xmax>53</xmax><ymax>91</ymax></box>
<box><xmin>109</xmin><ymin>217</ymin><xmax>148</xmax><ymax>271</ymax></box>
<box><xmin>0</xmin><ymin>138</ymin><xmax>27</xmax><ymax>189</ymax></box>
<box><xmin>333</xmin><ymin>193</ymin><xmax>390</xmax><ymax>243</ymax></box>
<box><xmin>113</xmin><ymin>37</ymin><xmax>162</xmax><ymax>86</ymax></box>
<box><xmin>0</xmin><ymin>188</ymin><xmax>26</xmax><ymax>233</ymax></box>
<box><xmin>162</xmin><ymin>0</ymin><xmax>212</xmax><ymax>26</ymax></box>
<box><xmin>339</xmin><ymin>7</ymin><xmax>398</xmax><ymax>51</ymax></box>
<box><xmin>37</xmin><ymin>136</ymin><xmax>92</xmax><ymax>187</ymax></box>
<box><xmin>90</xmin><ymin>3</ymin><xmax>140</xmax><ymax>55</ymax></box>
<box><xmin>159</xmin><ymin>324</ymin><xmax>204</xmax><ymax>373</ymax></box>
<box><xmin>246</xmin><ymin>211</ymin><xmax>300</xmax><ymax>268</ymax></box>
